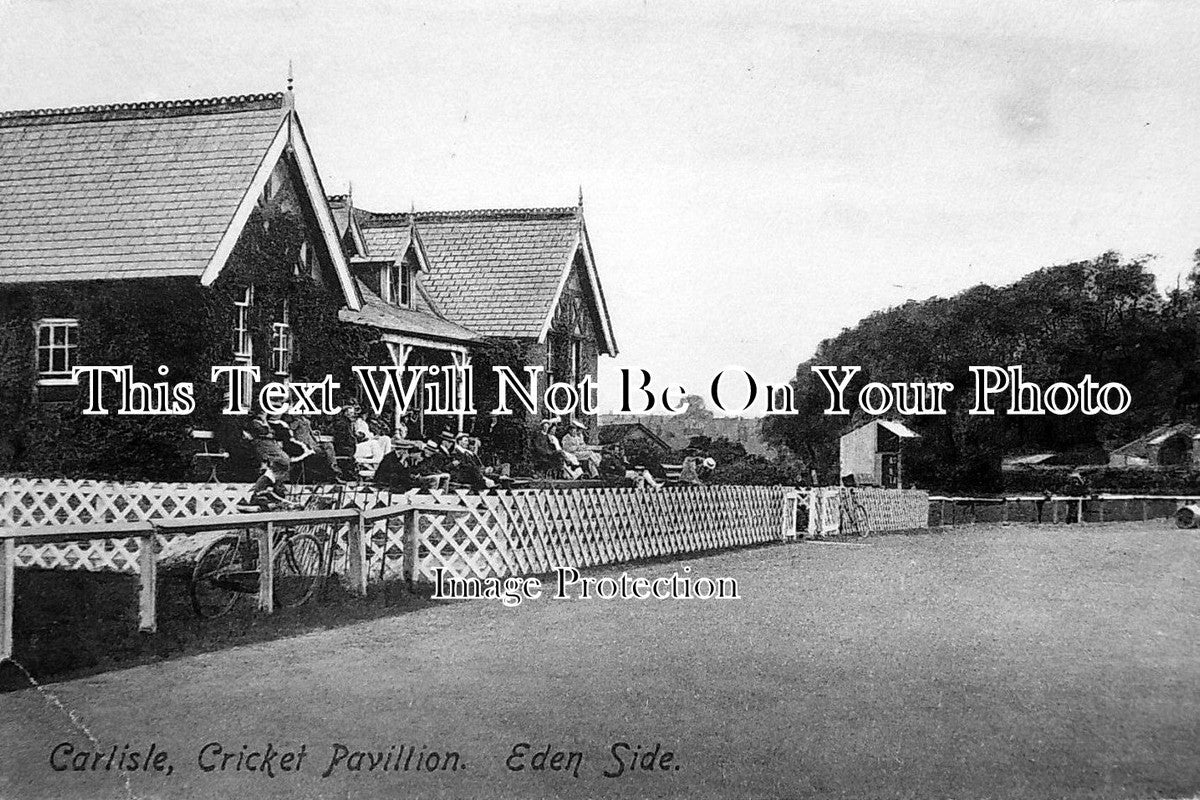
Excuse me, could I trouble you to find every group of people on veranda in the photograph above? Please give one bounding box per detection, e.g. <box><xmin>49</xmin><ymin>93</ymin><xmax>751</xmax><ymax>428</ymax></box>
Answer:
<box><xmin>233</xmin><ymin>403</ymin><xmax>716</xmax><ymax>509</ymax></box>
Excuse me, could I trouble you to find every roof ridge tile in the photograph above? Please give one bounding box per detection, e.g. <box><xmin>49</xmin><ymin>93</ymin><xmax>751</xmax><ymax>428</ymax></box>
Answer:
<box><xmin>358</xmin><ymin>206</ymin><xmax>578</xmax><ymax>226</ymax></box>
<box><xmin>0</xmin><ymin>93</ymin><xmax>285</xmax><ymax>128</ymax></box>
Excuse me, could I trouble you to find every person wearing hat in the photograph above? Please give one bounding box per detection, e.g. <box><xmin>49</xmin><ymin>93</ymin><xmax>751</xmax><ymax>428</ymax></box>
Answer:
<box><xmin>452</xmin><ymin>431</ymin><xmax>496</xmax><ymax>490</ymax></box>
<box><xmin>560</xmin><ymin>419</ymin><xmax>600</xmax><ymax>479</ymax></box>
<box><xmin>330</xmin><ymin>402</ymin><xmax>360</xmax><ymax>458</ymax></box>
<box><xmin>678</xmin><ymin>455</ymin><xmax>716</xmax><ymax>485</ymax></box>
<box><xmin>373</xmin><ymin>432</ymin><xmax>422</xmax><ymax>492</ymax></box>
<box><xmin>411</xmin><ymin>439</ymin><xmax>451</xmax><ymax>491</ymax></box>
<box><xmin>531</xmin><ymin>416</ymin><xmax>569</xmax><ymax>478</ymax></box>
<box><xmin>244</xmin><ymin>406</ymin><xmax>293</xmax><ymax>509</ymax></box>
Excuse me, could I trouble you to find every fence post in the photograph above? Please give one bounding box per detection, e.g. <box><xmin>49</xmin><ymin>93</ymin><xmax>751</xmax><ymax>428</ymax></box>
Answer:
<box><xmin>1142</xmin><ymin>499</ymin><xmax>1148</xmax><ymax>522</ymax></box>
<box><xmin>1078</xmin><ymin>498</ymin><xmax>1085</xmax><ymax>525</ymax></box>
<box><xmin>1001</xmin><ymin>499</ymin><xmax>1008</xmax><ymax>524</ymax></box>
<box><xmin>137</xmin><ymin>534</ymin><xmax>157</xmax><ymax>633</ymax></box>
<box><xmin>403</xmin><ymin>510</ymin><xmax>420</xmax><ymax>588</ymax></box>
<box><xmin>258</xmin><ymin>523</ymin><xmax>274</xmax><ymax>613</ymax></box>
<box><xmin>807</xmin><ymin>491</ymin><xmax>817</xmax><ymax>539</ymax></box>
<box><xmin>1</xmin><ymin>538</ymin><xmax>13</xmax><ymax>660</ymax></box>
<box><xmin>347</xmin><ymin>512</ymin><xmax>367</xmax><ymax>597</ymax></box>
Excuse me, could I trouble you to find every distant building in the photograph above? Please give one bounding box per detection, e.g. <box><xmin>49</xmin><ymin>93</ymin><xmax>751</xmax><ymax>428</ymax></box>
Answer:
<box><xmin>598</xmin><ymin>422</ymin><xmax>671</xmax><ymax>455</ymax></box>
<box><xmin>838</xmin><ymin>420</ymin><xmax>919</xmax><ymax>488</ymax></box>
<box><xmin>598</xmin><ymin>414</ymin><xmax>772</xmax><ymax>456</ymax></box>
<box><xmin>1108</xmin><ymin>423</ymin><xmax>1198</xmax><ymax>468</ymax></box>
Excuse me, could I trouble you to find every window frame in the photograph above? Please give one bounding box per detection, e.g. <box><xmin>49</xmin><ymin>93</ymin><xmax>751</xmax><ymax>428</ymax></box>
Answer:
<box><xmin>383</xmin><ymin>260</ymin><xmax>412</xmax><ymax>308</ymax></box>
<box><xmin>34</xmin><ymin>318</ymin><xmax>80</xmax><ymax>386</ymax></box>
<box><xmin>232</xmin><ymin>285</ymin><xmax>255</xmax><ymax>410</ymax></box>
<box><xmin>271</xmin><ymin>298</ymin><xmax>293</xmax><ymax>377</ymax></box>
<box><xmin>233</xmin><ymin>285</ymin><xmax>254</xmax><ymax>360</ymax></box>
<box><xmin>400</xmin><ymin>262</ymin><xmax>411</xmax><ymax>307</ymax></box>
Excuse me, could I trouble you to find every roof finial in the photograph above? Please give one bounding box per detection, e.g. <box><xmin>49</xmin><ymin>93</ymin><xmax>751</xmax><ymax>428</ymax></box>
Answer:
<box><xmin>578</xmin><ymin>184</ymin><xmax>584</xmax><ymax>208</ymax></box>
<box><xmin>281</xmin><ymin>61</ymin><xmax>296</xmax><ymax>113</ymax></box>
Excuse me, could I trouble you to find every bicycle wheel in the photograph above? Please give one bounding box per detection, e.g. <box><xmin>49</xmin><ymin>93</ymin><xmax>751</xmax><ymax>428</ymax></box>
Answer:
<box><xmin>273</xmin><ymin>532</ymin><xmax>325</xmax><ymax>608</ymax></box>
<box><xmin>191</xmin><ymin>535</ymin><xmax>242</xmax><ymax>619</ymax></box>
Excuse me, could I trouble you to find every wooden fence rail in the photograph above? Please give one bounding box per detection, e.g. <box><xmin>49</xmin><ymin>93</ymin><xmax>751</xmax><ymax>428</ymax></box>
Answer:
<box><xmin>0</xmin><ymin>500</ymin><xmax>469</xmax><ymax>661</ymax></box>
<box><xmin>927</xmin><ymin>493</ymin><xmax>1198</xmax><ymax>526</ymax></box>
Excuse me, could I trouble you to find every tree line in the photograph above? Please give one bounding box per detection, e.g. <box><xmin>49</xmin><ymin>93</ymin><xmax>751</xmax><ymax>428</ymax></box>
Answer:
<box><xmin>761</xmin><ymin>251</ymin><xmax>1200</xmax><ymax>492</ymax></box>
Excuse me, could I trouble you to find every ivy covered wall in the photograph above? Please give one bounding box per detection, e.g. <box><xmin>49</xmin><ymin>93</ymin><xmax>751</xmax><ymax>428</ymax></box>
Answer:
<box><xmin>0</xmin><ymin>203</ymin><xmax>374</xmax><ymax>480</ymax></box>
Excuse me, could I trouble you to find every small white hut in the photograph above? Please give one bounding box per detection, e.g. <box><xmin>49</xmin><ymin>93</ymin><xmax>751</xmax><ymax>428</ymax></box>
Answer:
<box><xmin>839</xmin><ymin>420</ymin><xmax>920</xmax><ymax>488</ymax></box>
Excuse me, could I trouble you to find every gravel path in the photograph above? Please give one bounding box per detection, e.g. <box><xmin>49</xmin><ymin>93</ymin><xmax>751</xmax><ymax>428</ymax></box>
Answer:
<box><xmin>2</xmin><ymin>523</ymin><xmax>1198</xmax><ymax>799</ymax></box>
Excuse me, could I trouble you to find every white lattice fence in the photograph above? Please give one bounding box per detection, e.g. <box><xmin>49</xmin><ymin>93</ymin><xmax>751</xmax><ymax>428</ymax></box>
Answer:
<box><xmin>852</xmin><ymin>488</ymin><xmax>929</xmax><ymax>532</ymax></box>
<box><xmin>1</xmin><ymin>479</ymin><xmax>403</xmax><ymax>576</ymax></box>
<box><xmin>1</xmin><ymin>478</ymin><xmax>255</xmax><ymax>573</ymax></box>
<box><xmin>409</xmin><ymin>485</ymin><xmax>789</xmax><ymax>582</ymax></box>
<box><xmin>5</xmin><ymin>479</ymin><xmax>792</xmax><ymax>582</ymax></box>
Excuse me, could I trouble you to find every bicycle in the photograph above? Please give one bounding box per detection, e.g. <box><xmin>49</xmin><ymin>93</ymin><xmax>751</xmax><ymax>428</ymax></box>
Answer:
<box><xmin>189</xmin><ymin>486</ymin><xmax>345</xmax><ymax>619</ymax></box>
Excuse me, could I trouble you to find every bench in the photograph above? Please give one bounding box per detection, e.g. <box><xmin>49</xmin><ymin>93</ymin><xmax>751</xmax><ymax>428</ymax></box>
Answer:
<box><xmin>190</xmin><ymin>429</ymin><xmax>229</xmax><ymax>482</ymax></box>
<box><xmin>661</xmin><ymin>463</ymin><xmax>684</xmax><ymax>482</ymax></box>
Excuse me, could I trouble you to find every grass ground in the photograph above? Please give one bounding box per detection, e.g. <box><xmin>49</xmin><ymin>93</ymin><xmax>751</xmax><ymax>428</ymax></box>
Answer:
<box><xmin>1</xmin><ymin>521</ymin><xmax>1198</xmax><ymax>799</ymax></box>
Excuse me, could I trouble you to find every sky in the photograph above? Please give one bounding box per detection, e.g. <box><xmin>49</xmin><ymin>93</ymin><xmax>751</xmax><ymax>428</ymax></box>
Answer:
<box><xmin>2</xmin><ymin>0</ymin><xmax>1199</xmax><ymax>415</ymax></box>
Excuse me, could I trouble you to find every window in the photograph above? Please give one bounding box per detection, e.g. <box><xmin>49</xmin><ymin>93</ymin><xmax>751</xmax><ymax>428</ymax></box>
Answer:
<box><xmin>35</xmin><ymin>318</ymin><xmax>79</xmax><ymax>384</ymax></box>
<box><xmin>297</xmin><ymin>240</ymin><xmax>318</xmax><ymax>280</ymax></box>
<box><xmin>384</xmin><ymin>262</ymin><xmax>411</xmax><ymax>307</ymax></box>
<box><xmin>233</xmin><ymin>285</ymin><xmax>254</xmax><ymax>359</ymax></box>
<box><xmin>232</xmin><ymin>286</ymin><xmax>255</xmax><ymax>410</ymax></box>
<box><xmin>271</xmin><ymin>299</ymin><xmax>293</xmax><ymax>376</ymax></box>
<box><xmin>400</xmin><ymin>263</ymin><xmax>411</xmax><ymax>306</ymax></box>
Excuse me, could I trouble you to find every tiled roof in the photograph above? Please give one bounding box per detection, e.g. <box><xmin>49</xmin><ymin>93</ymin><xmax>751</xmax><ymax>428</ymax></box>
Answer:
<box><xmin>0</xmin><ymin>93</ymin><xmax>286</xmax><ymax>283</ymax></box>
<box><xmin>357</xmin><ymin>207</ymin><xmax>582</xmax><ymax>339</ymax></box>
<box><xmin>328</xmin><ymin>194</ymin><xmax>353</xmax><ymax>239</ymax></box>
<box><xmin>1110</xmin><ymin>423</ymin><xmax>1196</xmax><ymax>457</ymax></box>
<box><xmin>339</xmin><ymin>279</ymin><xmax>478</xmax><ymax>344</ymax></box>
<box><xmin>598</xmin><ymin>422</ymin><xmax>670</xmax><ymax>451</ymax></box>
<box><xmin>362</xmin><ymin>224</ymin><xmax>414</xmax><ymax>265</ymax></box>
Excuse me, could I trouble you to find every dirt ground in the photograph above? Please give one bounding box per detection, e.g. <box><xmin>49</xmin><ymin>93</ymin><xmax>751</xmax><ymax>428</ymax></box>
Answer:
<box><xmin>1</xmin><ymin>522</ymin><xmax>1198</xmax><ymax>800</ymax></box>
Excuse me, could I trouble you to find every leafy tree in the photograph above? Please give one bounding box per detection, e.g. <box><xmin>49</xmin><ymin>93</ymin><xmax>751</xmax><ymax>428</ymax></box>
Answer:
<box><xmin>763</xmin><ymin>252</ymin><xmax>1189</xmax><ymax>493</ymax></box>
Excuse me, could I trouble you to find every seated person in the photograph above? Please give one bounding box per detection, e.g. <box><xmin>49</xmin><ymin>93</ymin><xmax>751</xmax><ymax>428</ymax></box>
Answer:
<box><xmin>626</xmin><ymin>448</ymin><xmax>667</xmax><ymax>487</ymax></box>
<box><xmin>373</xmin><ymin>434</ymin><xmax>423</xmax><ymax>492</ymax></box>
<box><xmin>244</xmin><ymin>409</ymin><xmax>292</xmax><ymax>509</ymax></box>
<box><xmin>599</xmin><ymin>444</ymin><xmax>630</xmax><ymax>481</ymax></box>
<box><xmin>452</xmin><ymin>431</ymin><xmax>496</xmax><ymax>491</ymax></box>
<box><xmin>560</xmin><ymin>420</ymin><xmax>600</xmax><ymax>478</ymax></box>
<box><xmin>413</xmin><ymin>439</ymin><xmax>452</xmax><ymax>491</ymax></box>
<box><xmin>330</xmin><ymin>402</ymin><xmax>361</xmax><ymax>459</ymax></box>
<box><xmin>678</xmin><ymin>455</ymin><xmax>717</xmax><ymax>486</ymax></box>
<box><xmin>285</xmin><ymin>413</ymin><xmax>343</xmax><ymax>483</ymax></box>
<box><xmin>530</xmin><ymin>417</ymin><xmax>580</xmax><ymax>479</ymax></box>
<box><xmin>354</xmin><ymin>419</ymin><xmax>392</xmax><ymax>473</ymax></box>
